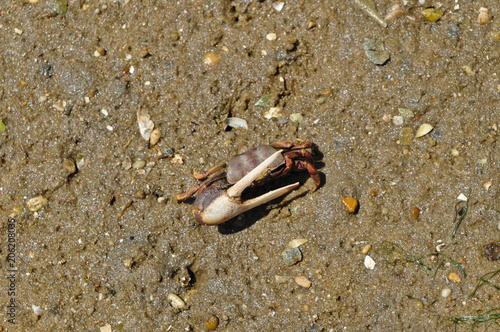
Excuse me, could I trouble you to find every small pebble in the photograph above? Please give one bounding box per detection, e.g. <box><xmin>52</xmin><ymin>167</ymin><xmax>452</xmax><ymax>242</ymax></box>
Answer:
<box><xmin>94</xmin><ymin>46</ymin><xmax>106</xmax><ymax>57</ymax></box>
<box><xmin>448</xmin><ymin>272</ymin><xmax>461</xmax><ymax>283</ymax></box>
<box><xmin>150</xmin><ymin>129</ymin><xmax>161</xmax><ymax>146</ymax></box>
<box><xmin>167</xmin><ymin>293</ymin><xmax>187</xmax><ymax>310</ymax></box>
<box><xmin>123</xmin><ymin>259</ymin><xmax>133</xmax><ymax>268</ymax></box>
<box><xmin>411</xmin><ymin>207</ymin><xmax>420</xmax><ymax>220</ymax></box>
<box><xmin>451</xmin><ymin>149</ymin><xmax>460</xmax><ymax>157</ymax></box>
<box><xmin>27</xmin><ymin>196</ymin><xmax>48</xmax><ymax>212</ymax></box>
<box><xmin>441</xmin><ymin>288</ymin><xmax>451</xmax><ymax>298</ymax></box>
<box><xmin>364</xmin><ymin>255</ymin><xmax>376</xmax><ymax>270</ymax></box>
<box><xmin>414</xmin><ymin>300</ymin><xmax>424</xmax><ymax>309</ymax></box>
<box><xmin>203</xmin><ymin>52</ymin><xmax>221</xmax><ymax>66</ymax></box>
<box><xmin>204</xmin><ymin>315</ymin><xmax>219</xmax><ymax>330</ymax></box>
<box><xmin>477</xmin><ymin>7</ymin><xmax>489</xmax><ymax>25</ymax></box>
<box><xmin>392</xmin><ymin>115</ymin><xmax>404</xmax><ymax>126</ymax></box>
<box><xmin>341</xmin><ymin>196</ymin><xmax>359</xmax><ymax>214</ymax></box>
<box><xmin>295</xmin><ymin>276</ymin><xmax>312</xmax><ymax>288</ymax></box>
<box><xmin>288</xmin><ymin>238</ymin><xmax>308</xmax><ymax>248</ymax></box>
<box><xmin>170</xmin><ymin>31</ymin><xmax>179</xmax><ymax>41</ymax></box>
<box><xmin>282</xmin><ymin>247</ymin><xmax>302</xmax><ymax>266</ymax></box>
<box><xmin>421</xmin><ymin>8</ymin><xmax>443</xmax><ymax>22</ymax></box>
<box><xmin>266</xmin><ymin>33</ymin><xmax>277</xmax><ymax>41</ymax></box>
<box><xmin>363</xmin><ymin>38</ymin><xmax>390</xmax><ymax>65</ymax></box>
<box><xmin>381</xmin><ymin>207</ymin><xmax>389</xmax><ymax>215</ymax></box>
<box><xmin>132</xmin><ymin>160</ymin><xmax>146</xmax><ymax>169</ymax></box>
<box><xmin>362</xmin><ymin>244</ymin><xmax>372</xmax><ymax>255</ymax></box>
<box><xmin>485</xmin><ymin>242</ymin><xmax>500</xmax><ymax>261</ymax></box>
<box><xmin>63</xmin><ymin>158</ymin><xmax>77</xmax><ymax>174</ymax></box>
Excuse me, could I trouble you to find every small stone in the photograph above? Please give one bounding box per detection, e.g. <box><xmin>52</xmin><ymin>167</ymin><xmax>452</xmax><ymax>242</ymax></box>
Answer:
<box><xmin>264</xmin><ymin>107</ymin><xmax>284</xmax><ymax>119</ymax></box>
<box><xmin>290</xmin><ymin>113</ymin><xmax>303</xmax><ymax>123</ymax></box>
<box><xmin>14</xmin><ymin>28</ymin><xmax>23</xmax><ymax>35</ymax></box>
<box><xmin>170</xmin><ymin>31</ymin><xmax>179</xmax><ymax>41</ymax></box>
<box><xmin>421</xmin><ymin>8</ymin><xmax>443</xmax><ymax>22</ymax></box>
<box><xmin>414</xmin><ymin>300</ymin><xmax>424</xmax><ymax>309</ymax></box>
<box><xmin>63</xmin><ymin>158</ymin><xmax>77</xmax><ymax>174</ymax></box>
<box><xmin>295</xmin><ymin>276</ymin><xmax>312</xmax><ymax>288</ymax></box>
<box><xmin>266</xmin><ymin>33</ymin><xmax>277</xmax><ymax>41</ymax></box>
<box><xmin>410</xmin><ymin>207</ymin><xmax>420</xmax><ymax>220</ymax></box>
<box><xmin>448</xmin><ymin>272</ymin><xmax>461</xmax><ymax>283</ymax></box>
<box><xmin>483</xmin><ymin>180</ymin><xmax>492</xmax><ymax>191</ymax></box>
<box><xmin>94</xmin><ymin>47</ymin><xmax>106</xmax><ymax>57</ymax></box>
<box><xmin>132</xmin><ymin>160</ymin><xmax>146</xmax><ymax>169</ymax></box>
<box><xmin>100</xmin><ymin>324</ymin><xmax>112</xmax><ymax>332</ymax></box>
<box><xmin>167</xmin><ymin>293</ymin><xmax>187</xmax><ymax>310</ymax></box>
<box><xmin>364</xmin><ymin>255</ymin><xmax>376</xmax><ymax>270</ymax></box>
<box><xmin>441</xmin><ymin>288</ymin><xmax>451</xmax><ymax>298</ymax></box>
<box><xmin>275</xmin><ymin>275</ymin><xmax>291</xmax><ymax>284</ymax></box>
<box><xmin>363</xmin><ymin>38</ymin><xmax>390</xmax><ymax>65</ymax></box>
<box><xmin>341</xmin><ymin>196</ymin><xmax>359</xmax><ymax>213</ymax></box>
<box><xmin>288</xmin><ymin>238</ymin><xmax>308</xmax><ymax>248</ymax></box>
<box><xmin>392</xmin><ymin>116</ymin><xmax>404</xmax><ymax>125</ymax></box>
<box><xmin>123</xmin><ymin>259</ymin><xmax>133</xmax><ymax>268</ymax></box>
<box><xmin>451</xmin><ymin>149</ymin><xmax>460</xmax><ymax>157</ymax></box>
<box><xmin>361</xmin><ymin>244</ymin><xmax>372</xmax><ymax>255</ymax></box>
<box><xmin>415</xmin><ymin>124</ymin><xmax>433</xmax><ymax>138</ymax></box>
<box><xmin>171</xmin><ymin>154</ymin><xmax>184</xmax><ymax>164</ymax></box>
<box><xmin>477</xmin><ymin>7</ymin><xmax>489</xmax><ymax>25</ymax></box>
<box><xmin>282</xmin><ymin>247</ymin><xmax>302</xmax><ymax>266</ymax></box>
<box><xmin>485</xmin><ymin>242</ymin><xmax>500</xmax><ymax>261</ymax></box>
<box><xmin>204</xmin><ymin>315</ymin><xmax>219</xmax><ymax>330</ymax></box>
<box><xmin>27</xmin><ymin>196</ymin><xmax>48</xmax><ymax>212</ymax></box>
<box><xmin>150</xmin><ymin>129</ymin><xmax>161</xmax><ymax>146</ymax></box>
<box><xmin>203</xmin><ymin>51</ymin><xmax>222</xmax><ymax>66</ymax></box>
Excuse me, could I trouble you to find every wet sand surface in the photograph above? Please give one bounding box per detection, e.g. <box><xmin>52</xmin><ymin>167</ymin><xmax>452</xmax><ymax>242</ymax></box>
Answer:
<box><xmin>0</xmin><ymin>0</ymin><xmax>499</xmax><ymax>331</ymax></box>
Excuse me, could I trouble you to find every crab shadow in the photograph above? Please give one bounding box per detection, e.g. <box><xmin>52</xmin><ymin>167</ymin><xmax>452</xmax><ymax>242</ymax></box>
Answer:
<box><xmin>217</xmin><ymin>170</ymin><xmax>323</xmax><ymax>234</ymax></box>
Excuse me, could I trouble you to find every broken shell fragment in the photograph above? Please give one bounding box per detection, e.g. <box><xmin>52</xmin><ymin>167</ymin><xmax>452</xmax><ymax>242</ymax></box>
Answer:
<box><xmin>353</xmin><ymin>0</ymin><xmax>387</xmax><ymax>27</ymax></box>
<box><xmin>203</xmin><ymin>51</ymin><xmax>221</xmax><ymax>66</ymax></box>
<box><xmin>364</xmin><ymin>255</ymin><xmax>376</xmax><ymax>270</ymax></box>
<box><xmin>288</xmin><ymin>238</ymin><xmax>309</xmax><ymax>248</ymax></box>
<box><xmin>224</xmin><ymin>117</ymin><xmax>248</xmax><ymax>129</ymax></box>
<box><xmin>477</xmin><ymin>7</ymin><xmax>489</xmax><ymax>25</ymax></box>
<box><xmin>137</xmin><ymin>108</ymin><xmax>154</xmax><ymax>141</ymax></box>
<box><xmin>167</xmin><ymin>293</ymin><xmax>187</xmax><ymax>310</ymax></box>
<box><xmin>415</xmin><ymin>123</ymin><xmax>434</xmax><ymax>138</ymax></box>
<box><xmin>27</xmin><ymin>196</ymin><xmax>48</xmax><ymax>212</ymax></box>
<box><xmin>295</xmin><ymin>276</ymin><xmax>312</xmax><ymax>288</ymax></box>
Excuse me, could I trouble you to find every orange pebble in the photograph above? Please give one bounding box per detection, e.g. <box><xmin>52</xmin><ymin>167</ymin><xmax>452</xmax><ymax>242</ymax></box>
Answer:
<box><xmin>411</xmin><ymin>207</ymin><xmax>420</xmax><ymax>220</ymax></box>
<box><xmin>342</xmin><ymin>196</ymin><xmax>359</xmax><ymax>213</ymax></box>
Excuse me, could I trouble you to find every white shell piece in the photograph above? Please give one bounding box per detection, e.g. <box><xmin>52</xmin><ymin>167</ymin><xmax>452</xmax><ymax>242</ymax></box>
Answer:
<box><xmin>415</xmin><ymin>123</ymin><xmax>434</xmax><ymax>138</ymax></box>
<box><xmin>364</xmin><ymin>255</ymin><xmax>376</xmax><ymax>270</ymax></box>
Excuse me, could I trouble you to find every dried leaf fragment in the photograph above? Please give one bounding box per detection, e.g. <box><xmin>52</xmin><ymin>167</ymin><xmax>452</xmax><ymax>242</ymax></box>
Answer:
<box><xmin>137</xmin><ymin>108</ymin><xmax>154</xmax><ymax>141</ymax></box>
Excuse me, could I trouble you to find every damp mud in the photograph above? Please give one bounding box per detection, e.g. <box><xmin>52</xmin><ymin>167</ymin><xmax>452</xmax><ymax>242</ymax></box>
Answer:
<box><xmin>0</xmin><ymin>0</ymin><xmax>499</xmax><ymax>331</ymax></box>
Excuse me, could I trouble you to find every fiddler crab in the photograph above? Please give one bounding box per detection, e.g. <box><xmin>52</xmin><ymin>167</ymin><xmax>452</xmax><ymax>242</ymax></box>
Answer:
<box><xmin>177</xmin><ymin>140</ymin><xmax>320</xmax><ymax>225</ymax></box>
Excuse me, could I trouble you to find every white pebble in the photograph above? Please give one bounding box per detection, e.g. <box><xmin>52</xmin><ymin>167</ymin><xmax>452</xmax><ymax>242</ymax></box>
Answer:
<box><xmin>266</xmin><ymin>33</ymin><xmax>277</xmax><ymax>41</ymax></box>
<box><xmin>129</xmin><ymin>66</ymin><xmax>135</xmax><ymax>74</ymax></box>
<box><xmin>101</xmin><ymin>109</ymin><xmax>108</xmax><ymax>116</ymax></box>
<box><xmin>457</xmin><ymin>193</ymin><xmax>468</xmax><ymax>201</ymax></box>
<box><xmin>167</xmin><ymin>293</ymin><xmax>187</xmax><ymax>309</ymax></box>
<box><xmin>392</xmin><ymin>116</ymin><xmax>403</xmax><ymax>126</ymax></box>
<box><xmin>364</xmin><ymin>255</ymin><xmax>376</xmax><ymax>270</ymax></box>
<box><xmin>106</xmin><ymin>125</ymin><xmax>113</xmax><ymax>131</ymax></box>
<box><xmin>441</xmin><ymin>288</ymin><xmax>451</xmax><ymax>298</ymax></box>
<box><xmin>14</xmin><ymin>28</ymin><xmax>23</xmax><ymax>35</ymax></box>
<box><xmin>451</xmin><ymin>148</ymin><xmax>460</xmax><ymax>157</ymax></box>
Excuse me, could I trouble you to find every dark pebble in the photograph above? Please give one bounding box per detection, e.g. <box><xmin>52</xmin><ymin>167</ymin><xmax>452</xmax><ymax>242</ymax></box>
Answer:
<box><xmin>485</xmin><ymin>242</ymin><xmax>500</xmax><ymax>261</ymax></box>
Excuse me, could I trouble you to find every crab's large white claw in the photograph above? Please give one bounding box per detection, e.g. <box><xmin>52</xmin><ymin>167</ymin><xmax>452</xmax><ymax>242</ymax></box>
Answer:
<box><xmin>195</xmin><ymin>182</ymin><xmax>299</xmax><ymax>225</ymax></box>
<box><xmin>194</xmin><ymin>150</ymin><xmax>298</xmax><ymax>225</ymax></box>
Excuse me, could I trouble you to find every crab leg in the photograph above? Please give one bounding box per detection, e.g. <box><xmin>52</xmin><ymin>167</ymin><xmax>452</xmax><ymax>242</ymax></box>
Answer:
<box><xmin>227</xmin><ymin>150</ymin><xmax>284</xmax><ymax>198</ymax></box>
